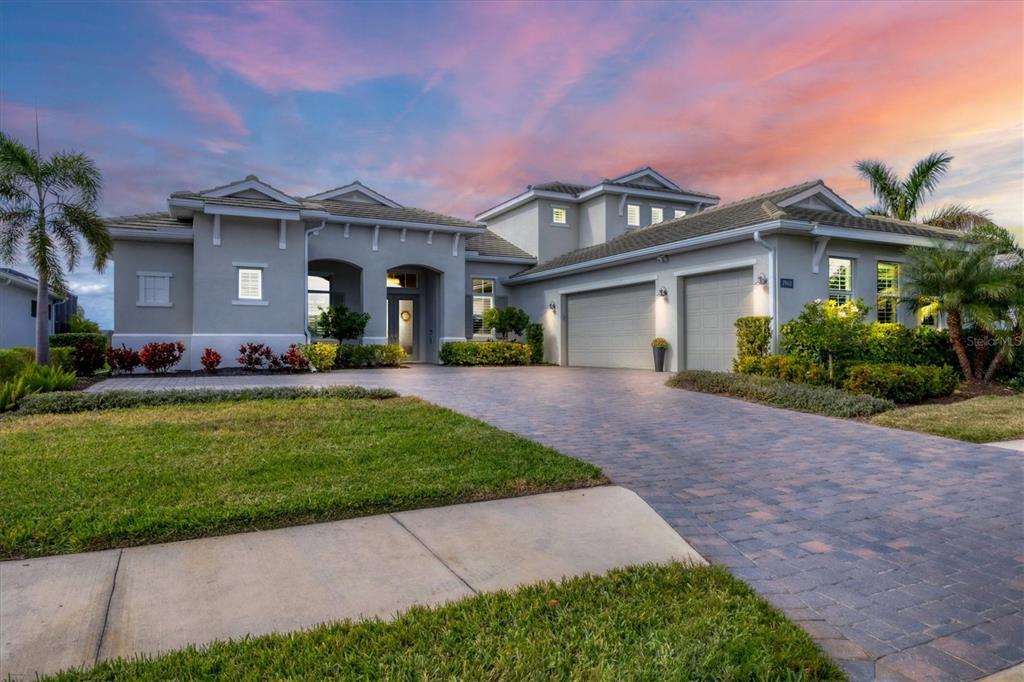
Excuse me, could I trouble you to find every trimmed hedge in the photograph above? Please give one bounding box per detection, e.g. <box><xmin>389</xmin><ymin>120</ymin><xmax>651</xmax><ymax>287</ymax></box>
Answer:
<box><xmin>667</xmin><ymin>370</ymin><xmax>894</xmax><ymax>418</ymax></box>
<box><xmin>734</xmin><ymin>316</ymin><xmax>772</xmax><ymax>361</ymax></box>
<box><xmin>734</xmin><ymin>355</ymin><xmax>829</xmax><ymax>385</ymax></box>
<box><xmin>335</xmin><ymin>343</ymin><xmax>406</xmax><ymax>369</ymax></box>
<box><xmin>440</xmin><ymin>341</ymin><xmax>531</xmax><ymax>366</ymax></box>
<box><xmin>863</xmin><ymin>324</ymin><xmax>958</xmax><ymax>368</ymax></box>
<box><xmin>49</xmin><ymin>332</ymin><xmax>107</xmax><ymax>351</ymax></box>
<box><xmin>0</xmin><ymin>348</ymin><xmax>34</xmax><ymax>381</ymax></box>
<box><xmin>525</xmin><ymin>323</ymin><xmax>544</xmax><ymax>364</ymax></box>
<box><xmin>12</xmin><ymin>385</ymin><xmax>399</xmax><ymax>416</ymax></box>
<box><xmin>844</xmin><ymin>363</ymin><xmax>960</xmax><ymax>403</ymax></box>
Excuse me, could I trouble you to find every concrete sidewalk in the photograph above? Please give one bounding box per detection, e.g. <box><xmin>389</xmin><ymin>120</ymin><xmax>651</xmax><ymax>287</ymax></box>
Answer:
<box><xmin>0</xmin><ymin>486</ymin><xmax>702</xmax><ymax>679</ymax></box>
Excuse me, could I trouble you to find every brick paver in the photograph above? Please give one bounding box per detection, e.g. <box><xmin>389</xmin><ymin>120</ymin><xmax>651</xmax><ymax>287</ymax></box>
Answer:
<box><xmin>89</xmin><ymin>367</ymin><xmax>1024</xmax><ymax>681</ymax></box>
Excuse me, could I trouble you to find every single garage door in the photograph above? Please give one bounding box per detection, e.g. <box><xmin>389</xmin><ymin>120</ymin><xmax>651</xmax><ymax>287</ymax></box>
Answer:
<box><xmin>567</xmin><ymin>282</ymin><xmax>655</xmax><ymax>369</ymax></box>
<box><xmin>684</xmin><ymin>268</ymin><xmax>754</xmax><ymax>371</ymax></box>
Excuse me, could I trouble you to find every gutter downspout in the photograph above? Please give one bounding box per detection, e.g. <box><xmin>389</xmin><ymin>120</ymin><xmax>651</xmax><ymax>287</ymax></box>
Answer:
<box><xmin>303</xmin><ymin>221</ymin><xmax>326</xmax><ymax>345</ymax></box>
<box><xmin>753</xmin><ymin>231</ymin><xmax>779</xmax><ymax>353</ymax></box>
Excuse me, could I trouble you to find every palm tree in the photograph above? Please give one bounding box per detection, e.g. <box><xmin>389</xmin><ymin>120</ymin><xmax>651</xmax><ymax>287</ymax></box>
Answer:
<box><xmin>902</xmin><ymin>239</ymin><xmax>1019</xmax><ymax>380</ymax></box>
<box><xmin>856</xmin><ymin>151</ymin><xmax>953</xmax><ymax>221</ymax></box>
<box><xmin>0</xmin><ymin>131</ymin><xmax>111</xmax><ymax>365</ymax></box>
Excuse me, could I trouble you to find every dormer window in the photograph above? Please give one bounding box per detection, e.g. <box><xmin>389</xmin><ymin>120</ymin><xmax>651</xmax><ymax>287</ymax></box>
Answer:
<box><xmin>627</xmin><ymin>204</ymin><xmax>640</xmax><ymax>227</ymax></box>
<box><xmin>552</xmin><ymin>206</ymin><xmax>568</xmax><ymax>225</ymax></box>
<box><xmin>651</xmin><ymin>207</ymin><xmax>664</xmax><ymax>224</ymax></box>
<box><xmin>674</xmin><ymin>209</ymin><xmax>688</xmax><ymax>219</ymax></box>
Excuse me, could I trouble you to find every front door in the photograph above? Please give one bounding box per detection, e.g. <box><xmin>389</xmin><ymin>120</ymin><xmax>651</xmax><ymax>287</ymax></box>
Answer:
<box><xmin>387</xmin><ymin>294</ymin><xmax>419</xmax><ymax>360</ymax></box>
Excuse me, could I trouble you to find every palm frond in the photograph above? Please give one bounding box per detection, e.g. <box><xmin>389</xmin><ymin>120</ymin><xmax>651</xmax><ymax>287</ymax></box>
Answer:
<box><xmin>901</xmin><ymin>151</ymin><xmax>952</xmax><ymax>219</ymax></box>
<box><xmin>854</xmin><ymin>160</ymin><xmax>901</xmax><ymax>216</ymax></box>
<box><xmin>41</xmin><ymin>152</ymin><xmax>102</xmax><ymax>207</ymax></box>
<box><xmin>922</xmin><ymin>203</ymin><xmax>993</xmax><ymax>231</ymax></box>
<box><xmin>61</xmin><ymin>202</ymin><xmax>112</xmax><ymax>271</ymax></box>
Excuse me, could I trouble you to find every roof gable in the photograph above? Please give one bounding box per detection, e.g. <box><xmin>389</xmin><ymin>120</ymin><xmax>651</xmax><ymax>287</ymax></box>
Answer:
<box><xmin>774</xmin><ymin>183</ymin><xmax>861</xmax><ymax>216</ymax></box>
<box><xmin>306</xmin><ymin>181</ymin><xmax>403</xmax><ymax>208</ymax></box>
<box><xmin>198</xmin><ymin>175</ymin><xmax>300</xmax><ymax>206</ymax></box>
<box><xmin>609</xmin><ymin>167</ymin><xmax>681</xmax><ymax>192</ymax></box>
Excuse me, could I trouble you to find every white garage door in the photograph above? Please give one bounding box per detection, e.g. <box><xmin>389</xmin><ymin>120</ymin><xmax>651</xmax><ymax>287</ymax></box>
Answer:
<box><xmin>684</xmin><ymin>269</ymin><xmax>754</xmax><ymax>371</ymax></box>
<box><xmin>567</xmin><ymin>282</ymin><xmax>655</xmax><ymax>369</ymax></box>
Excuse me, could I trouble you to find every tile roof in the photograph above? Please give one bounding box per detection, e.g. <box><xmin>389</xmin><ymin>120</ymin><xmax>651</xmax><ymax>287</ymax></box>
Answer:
<box><xmin>530</xmin><ymin>181</ymin><xmax>591</xmax><ymax>195</ymax></box>
<box><xmin>510</xmin><ymin>181</ymin><xmax>955</xmax><ymax>278</ymax></box>
<box><xmin>465</xmin><ymin>230</ymin><xmax>535</xmax><ymax>260</ymax></box>
<box><xmin>527</xmin><ymin>178</ymin><xmax>719</xmax><ymax>200</ymax></box>
<box><xmin>105</xmin><ymin>212</ymin><xmax>192</xmax><ymax>230</ymax></box>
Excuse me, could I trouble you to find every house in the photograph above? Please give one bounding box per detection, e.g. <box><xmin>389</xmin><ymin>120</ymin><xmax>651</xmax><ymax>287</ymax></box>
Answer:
<box><xmin>106</xmin><ymin>168</ymin><xmax>954</xmax><ymax>371</ymax></box>
<box><xmin>0</xmin><ymin>267</ymin><xmax>63</xmax><ymax>348</ymax></box>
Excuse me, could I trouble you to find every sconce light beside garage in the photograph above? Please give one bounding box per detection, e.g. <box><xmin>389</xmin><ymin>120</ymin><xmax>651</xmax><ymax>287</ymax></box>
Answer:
<box><xmin>657</xmin><ymin>286</ymin><xmax>668</xmax><ymax>297</ymax></box>
<box><xmin>755</xmin><ymin>272</ymin><xmax>768</xmax><ymax>286</ymax></box>
<box><xmin>548</xmin><ymin>301</ymin><xmax>557</xmax><ymax>312</ymax></box>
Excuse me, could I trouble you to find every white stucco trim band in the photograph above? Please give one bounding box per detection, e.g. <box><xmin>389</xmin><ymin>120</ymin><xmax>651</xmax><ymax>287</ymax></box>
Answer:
<box><xmin>554</xmin><ymin>274</ymin><xmax>657</xmax><ymax>296</ymax></box>
<box><xmin>108</xmin><ymin>227</ymin><xmax>193</xmax><ymax>243</ymax></box>
<box><xmin>672</xmin><ymin>258</ymin><xmax>759</xmax><ymax>278</ymax></box>
<box><xmin>464</xmin><ymin>254</ymin><xmax>537</xmax><ymax>265</ymax></box>
<box><xmin>810</xmin><ymin>225</ymin><xmax>942</xmax><ymax>247</ymax></box>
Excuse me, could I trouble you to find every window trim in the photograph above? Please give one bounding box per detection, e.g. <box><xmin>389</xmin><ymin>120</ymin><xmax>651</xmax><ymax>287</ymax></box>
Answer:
<box><xmin>234</xmin><ymin>264</ymin><xmax>265</xmax><ymax>304</ymax></box>
<box><xmin>551</xmin><ymin>205</ymin><xmax>569</xmax><ymax>226</ymax></box>
<box><xmin>136</xmin><ymin>271</ymin><xmax>173</xmax><ymax>308</ymax></box>
<box><xmin>826</xmin><ymin>256</ymin><xmax>854</xmax><ymax>304</ymax></box>
<box><xmin>626</xmin><ymin>203</ymin><xmax>641</xmax><ymax>227</ymax></box>
<box><xmin>471</xmin><ymin>277</ymin><xmax>495</xmax><ymax>338</ymax></box>
<box><xmin>876</xmin><ymin>260</ymin><xmax>902</xmax><ymax>324</ymax></box>
<box><xmin>650</xmin><ymin>206</ymin><xmax>664</xmax><ymax>224</ymax></box>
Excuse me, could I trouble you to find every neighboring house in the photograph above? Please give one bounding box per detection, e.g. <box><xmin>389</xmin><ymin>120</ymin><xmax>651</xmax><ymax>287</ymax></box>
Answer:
<box><xmin>52</xmin><ymin>294</ymin><xmax>79</xmax><ymax>334</ymax></box>
<box><xmin>106</xmin><ymin>176</ymin><xmax>533</xmax><ymax>369</ymax></box>
<box><xmin>0</xmin><ymin>267</ymin><xmax>61</xmax><ymax>348</ymax></box>
<box><xmin>107</xmin><ymin>169</ymin><xmax>955</xmax><ymax>372</ymax></box>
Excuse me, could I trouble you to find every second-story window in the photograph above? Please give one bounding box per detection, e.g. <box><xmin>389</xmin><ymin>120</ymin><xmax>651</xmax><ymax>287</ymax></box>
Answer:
<box><xmin>674</xmin><ymin>209</ymin><xmax>688</xmax><ymax>219</ymax></box>
<box><xmin>552</xmin><ymin>206</ymin><xmax>567</xmax><ymax>225</ymax></box>
<box><xmin>627</xmin><ymin>203</ymin><xmax>640</xmax><ymax>227</ymax></box>
<box><xmin>651</xmin><ymin>207</ymin><xmax>664</xmax><ymax>224</ymax></box>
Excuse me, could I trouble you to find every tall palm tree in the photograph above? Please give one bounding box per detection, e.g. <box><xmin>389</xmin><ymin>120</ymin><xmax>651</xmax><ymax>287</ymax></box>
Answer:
<box><xmin>856</xmin><ymin>151</ymin><xmax>953</xmax><ymax>221</ymax></box>
<box><xmin>0</xmin><ymin>131</ymin><xmax>111</xmax><ymax>365</ymax></box>
<box><xmin>902</xmin><ymin>239</ymin><xmax>1019</xmax><ymax>380</ymax></box>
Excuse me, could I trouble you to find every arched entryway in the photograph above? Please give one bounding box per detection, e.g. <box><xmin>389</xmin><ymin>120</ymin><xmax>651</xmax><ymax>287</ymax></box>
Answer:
<box><xmin>385</xmin><ymin>264</ymin><xmax>442</xmax><ymax>362</ymax></box>
<box><xmin>307</xmin><ymin>259</ymin><xmax>362</xmax><ymax>334</ymax></box>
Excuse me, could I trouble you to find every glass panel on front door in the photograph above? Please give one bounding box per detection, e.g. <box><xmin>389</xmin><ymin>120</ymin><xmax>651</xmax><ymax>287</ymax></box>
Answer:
<box><xmin>388</xmin><ymin>295</ymin><xmax>418</xmax><ymax>360</ymax></box>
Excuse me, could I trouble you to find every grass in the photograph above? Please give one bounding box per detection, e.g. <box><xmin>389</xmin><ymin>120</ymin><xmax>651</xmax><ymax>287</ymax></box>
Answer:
<box><xmin>45</xmin><ymin>563</ymin><xmax>844</xmax><ymax>681</ymax></box>
<box><xmin>0</xmin><ymin>397</ymin><xmax>605</xmax><ymax>559</ymax></box>
<box><xmin>870</xmin><ymin>394</ymin><xmax>1024</xmax><ymax>443</ymax></box>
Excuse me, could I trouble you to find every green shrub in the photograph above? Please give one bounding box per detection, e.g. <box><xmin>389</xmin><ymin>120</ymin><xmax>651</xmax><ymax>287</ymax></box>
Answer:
<box><xmin>780</xmin><ymin>299</ymin><xmax>869</xmax><ymax>377</ymax></box>
<box><xmin>734</xmin><ymin>355</ymin><xmax>830</xmax><ymax>385</ymax></box>
<box><xmin>668</xmin><ymin>370</ymin><xmax>894</xmax><ymax>418</ymax></box>
<box><xmin>0</xmin><ymin>348</ymin><xmax>34</xmax><ymax>381</ymax></box>
<box><xmin>440</xmin><ymin>341</ymin><xmax>531</xmax><ymax>366</ymax></box>
<box><xmin>862</xmin><ymin>323</ymin><xmax>957</xmax><ymax>368</ymax></box>
<box><xmin>302</xmin><ymin>342</ymin><xmax>338</xmax><ymax>372</ymax></box>
<box><xmin>734</xmin><ymin>316</ymin><xmax>772</xmax><ymax>361</ymax></box>
<box><xmin>19</xmin><ymin>364</ymin><xmax>76</xmax><ymax>392</ymax></box>
<box><xmin>482</xmin><ymin>306</ymin><xmax>531</xmax><ymax>340</ymax></box>
<box><xmin>843</xmin><ymin>363</ymin><xmax>960</xmax><ymax>403</ymax></box>
<box><xmin>14</xmin><ymin>385</ymin><xmax>399</xmax><ymax>416</ymax></box>
<box><xmin>49</xmin><ymin>346</ymin><xmax>75</xmax><ymax>373</ymax></box>
<box><xmin>49</xmin><ymin>332</ymin><xmax>107</xmax><ymax>351</ymax></box>
<box><xmin>525</xmin><ymin>323</ymin><xmax>544</xmax><ymax>364</ymax></box>
<box><xmin>335</xmin><ymin>343</ymin><xmax>407</xmax><ymax>368</ymax></box>
<box><xmin>67</xmin><ymin>311</ymin><xmax>101</xmax><ymax>334</ymax></box>
<box><xmin>312</xmin><ymin>304</ymin><xmax>370</xmax><ymax>342</ymax></box>
<box><xmin>0</xmin><ymin>377</ymin><xmax>32</xmax><ymax>413</ymax></box>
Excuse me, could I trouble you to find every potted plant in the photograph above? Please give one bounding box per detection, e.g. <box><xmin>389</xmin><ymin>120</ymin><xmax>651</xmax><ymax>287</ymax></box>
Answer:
<box><xmin>651</xmin><ymin>337</ymin><xmax>669</xmax><ymax>372</ymax></box>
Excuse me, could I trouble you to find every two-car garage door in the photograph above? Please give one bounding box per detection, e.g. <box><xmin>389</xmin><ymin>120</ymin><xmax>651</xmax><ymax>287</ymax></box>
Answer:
<box><xmin>563</xmin><ymin>269</ymin><xmax>753</xmax><ymax>371</ymax></box>
<box><xmin>566</xmin><ymin>283</ymin><xmax>654</xmax><ymax>369</ymax></box>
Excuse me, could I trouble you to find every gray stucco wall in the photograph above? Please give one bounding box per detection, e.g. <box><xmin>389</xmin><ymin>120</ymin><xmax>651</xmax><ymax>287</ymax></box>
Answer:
<box><xmin>486</xmin><ymin>202</ymin><xmax>540</xmax><ymax>259</ymax></box>
<box><xmin>0</xmin><ymin>283</ymin><xmax>53</xmax><ymax>348</ymax></box>
<box><xmin>112</xmin><ymin>239</ymin><xmax>194</xmax><ymax>334</ymax></box>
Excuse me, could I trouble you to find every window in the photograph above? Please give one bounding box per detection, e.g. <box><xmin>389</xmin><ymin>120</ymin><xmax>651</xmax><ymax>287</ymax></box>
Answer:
<box><xmin>876</xmin><ymin>261</ymin><xmax>901</xmax><ymax>323</ymax></box>
<box><xmin>136</xmin><ymin>272</ymin><xmax>171</xmax><ymax>307</ymax></box>
<box><xmin>238</xmin><ymin>268</ymin><xmax>263</xmax><ymax>300</ymax></box>
<box><xmin>386</xmin><ymin>272</ymin><xmax>418</xmax><ymax>288</ymax></box>
<box><xmin>651</xmin><ymin>207</ymin><xmax>664</xmax><ymax>224</ymax></box>
<box><xmin>674</xmin><ymin>209</ymin><xmax>688</xmax><ymax>219</ymax></box>
<box><xmin>308</xmin><ymin>275</ymin><xmax>331</xmax><ymax>325</ymax></box>
<box><xmin>827</xmin><ymin>257</ymin><xmax>853</xmax><ymax>303</ymax></box>
<box><xmin>626</xmin><ymin>203</ymin><xmax>640</xmax><ymax>227</ymax></box>
<box><xmin>552</xmin><ymin>206</ymin><xmax>568</xmax><ymax>225</ymax></box>
<box><xmin>30</xmin><ymin>300</ymin><xmax>51</xmax><ymax>319</ymax></box>
<box><xmin>472</xmin><ymin>278</ymin><xmax>494</xmax><ymax>336</ymax></box>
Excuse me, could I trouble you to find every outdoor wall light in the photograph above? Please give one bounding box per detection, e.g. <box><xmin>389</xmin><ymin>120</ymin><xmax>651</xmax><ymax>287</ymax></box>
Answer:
<box><xmin>548</xmin><ymin>301</ymin><xmax>557</xmax><ymax>312</ymax></box>
<box><xmin>755</xmin><ymin>272</ymin><xmax>768</xmax><ymax>286</ymax></box>
<box><xmin>657</xmin><ymin>287</ymin><xmax>669</xmax><ymax>297</ymax></box>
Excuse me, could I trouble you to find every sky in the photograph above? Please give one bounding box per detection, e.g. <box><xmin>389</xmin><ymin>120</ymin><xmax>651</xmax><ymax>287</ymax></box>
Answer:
<box><xmin>1</xmin><ymin>0</ymin><xmax>1021</xmax><ymax>329</ymax></box>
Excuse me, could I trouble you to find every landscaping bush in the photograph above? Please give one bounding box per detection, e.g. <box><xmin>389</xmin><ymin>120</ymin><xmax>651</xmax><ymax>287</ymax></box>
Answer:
<box><xmin>313</xmin><ymin>304</ymin><xmax>370</xmax><ymax>342</ymax></box>
<box><xmin>67</xmin><ymin>311</ymin><xmax>101</xmax><ymax>334</ymax></box>
<box><xmin>863</xmin><ymin>323</ymin><xmax>957</xmax><ymax>368</ymax></box>
<box><xmin>14</xmin><ymin>385</ymin><xmax>398</xmax><ymax>416</ymax></box>
<box><xmin>200</xmin><ymin>348</ymin><xmax>222</xmax><ymax>373</ymax></box>
<box><xmin>734</xmin><ymin>355</ymin><xmax>830</xmax><ymax>385</ymax></box>
<box><xmin>71</xmin><ymin>342</ymin><xmax>106</xmax><ymax>376</ymax></box>
<box><xmin>525</xmin><ymin>322</ymin><xmax>544</xmax><ymax>364</ymax></box>
<box><xmin>843</xmin><ymin>363</ymin><xmax>960</xmax><ymax>403</ymax></box>
<box><xmin>49</xmin><ymin>346</ymin><xmax>74</xmax><ymax>374</ymax></box>
<box><xmin>482</xmin><ymin>306</ymin><xmax>531</xmax><ymax>340</ymax></box>
<box><xmin>334</xmin><ymin>343</ymin><xmax>407</xmax><ymax>368</ymax></box>
<box><xmin>139</xmin><ymin>341</ymin><xmax>186</xmax><ymax>374</ymax></box>
<box><xmin>19</xmin><ymin>364</ymin><xmax>76</xmax><ymax>392</ymax></box>
<box><xmin>49</xmin><ymin>332</ymin><xmax>107</xmax><ymax>351</ymax></box>
<box><xmin>0</xmin><ymin>377</ymin><xmax>31</xmax><ymax>413</ymax></box>
<box><xmin>734</xmin><ymin>316</ymin><xmax>772</xmax><ymax>361</ymax></box>
<box><xmin>106</xmin><ymin>345</ymin><xmax>141</xmax><ymax>375</ymax></box>
<box><xmin>303</xmin><ymin>342</ymin><xmax>338</xmax><ymax>372</ymax></box>
<box><xmin>237</xmin><ymin>342</ymin><xmax>275</xmax><ymax>370</ymax></box>
<box><xmin>667</xmin><ymin>370</ymin><xmax>894</xmax><ymax>418</ymax></box>
<box><xmin>280</xmin><ymin>344</ymin><xmax>310</xmax><ymax>372</ymax></box>
<box><xmin>0</xmin><ymin>348</ymin><xmax>34</xmax><ymax>381</ymax></box>
<box><xmin>440</xmin><ymin>341</ymin><xmax>531</xmax><ymax>366</ymax></box>
<box><xmin>780</xmin><ymin>299</ymin><xmax>869</xmax><ymax>378</ymax></box>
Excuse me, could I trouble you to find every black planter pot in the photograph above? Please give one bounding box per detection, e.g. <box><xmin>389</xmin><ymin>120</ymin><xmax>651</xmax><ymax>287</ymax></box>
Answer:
<box><xmin>653</xmin><ymin>346</ymin><xmax>666</xmax><ymax>372</ymax></box>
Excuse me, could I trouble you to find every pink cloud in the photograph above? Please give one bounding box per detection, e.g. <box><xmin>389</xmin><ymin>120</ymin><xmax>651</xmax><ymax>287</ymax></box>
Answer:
<box><xmin>158</xmin><ymin>63</ymin><xmax>248</xmax><ymax>137</ymax></box>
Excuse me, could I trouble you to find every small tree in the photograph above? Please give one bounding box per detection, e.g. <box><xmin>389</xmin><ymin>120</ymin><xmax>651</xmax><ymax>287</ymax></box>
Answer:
<box><xmin>780</xmin><ymin>299</ymin><xmax>869</xmax><ymax>379</ymax></box>
<box><xmin>482</xmin><ymin>306</ymin><xmax>530</xmax><ymax>340</ymax></box>
<box><xmin>67</xmin><ymin>310</ymin><xmax>101</xmax><ymax>333</ymax></box>
<box><xmin>314</xmin><ymin>304</ymin><xmax>370</xmax><ymax>342</ymax></box>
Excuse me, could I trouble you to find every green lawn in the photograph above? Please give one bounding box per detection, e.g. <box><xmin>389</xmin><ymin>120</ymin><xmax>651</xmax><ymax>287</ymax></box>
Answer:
<box><xmin>0</xmin><ymin>397</ymin><xmax>605</xmax><ymax>559</ymax></box>
<box><xmin>45</xmin><ymin>563</ymin><xmax>844</xmax><ymax>681</ymax></box>
<box><xmin>870</xmin><ymin>394</ymin><xmax>1024</xmax><ymax>443</ymax></box>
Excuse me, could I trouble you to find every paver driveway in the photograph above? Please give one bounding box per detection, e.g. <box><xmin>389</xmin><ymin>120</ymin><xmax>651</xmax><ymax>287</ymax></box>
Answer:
<box><xmin>90</xmin><ymin>366</ymin><xmax>1023</xmax><ymax>681</ymax></box>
